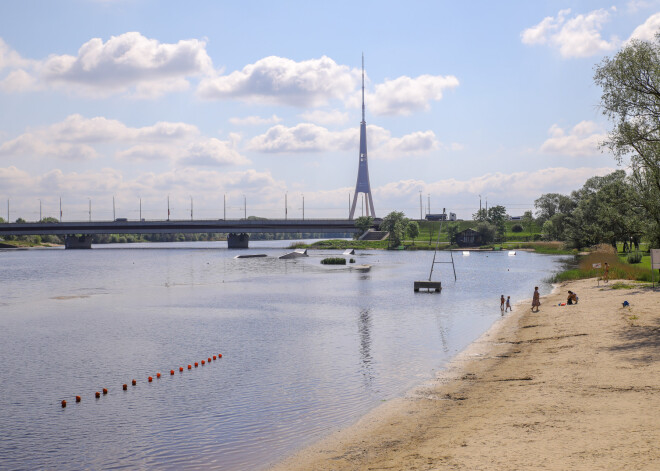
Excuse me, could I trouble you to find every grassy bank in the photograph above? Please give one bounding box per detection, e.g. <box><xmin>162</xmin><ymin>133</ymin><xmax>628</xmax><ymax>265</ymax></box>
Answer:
<box><xmin>553</xmin><ymin>249</ymin><xmax>655</xmax><ymax>283</ymax></box>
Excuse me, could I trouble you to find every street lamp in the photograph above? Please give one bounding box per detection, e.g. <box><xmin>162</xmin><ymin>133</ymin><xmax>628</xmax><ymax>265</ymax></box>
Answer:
<box><xmin>243</xmin><ymin>194</ymin><xmax>246</xmax><ymax>219</ymax></box>
<box><xmin>301</xmin><ymin>194</ymin><xmax>305</xmax><ymax>220</ymax></box>
<box><xmin>285</xmin><ymin>192</ymin><xmax>288</xmax><ymax>220</ymax></box>
<box><xmin>139</xmin><ymin>196</ymin><xmax>142</xmax><ymax>221</ymax></box>
<box><xmin>88</xmin><ymin>198</ymin><xmax>92</xmax><ymax>222</ymax></box>
<box><xmin>190</xmin><ymin>195</ymin><xmax>193</xmax><ymax>221</ymax></box>
<box><xmin>38</xmin><ymin>198</ymin><xmax>42</xmax><ymax>222</ymax></box>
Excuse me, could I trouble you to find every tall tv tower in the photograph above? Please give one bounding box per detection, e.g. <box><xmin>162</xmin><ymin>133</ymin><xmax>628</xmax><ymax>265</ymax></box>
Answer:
<box><xmin>349</xmin><ymin>54</ymin><xmax>376</xmax><ymax>220</ymax></box>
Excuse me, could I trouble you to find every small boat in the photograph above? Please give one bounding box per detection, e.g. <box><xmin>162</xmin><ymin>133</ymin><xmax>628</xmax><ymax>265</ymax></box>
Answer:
<box><xmin>462</xmin><ymin>251</ymin><xmax>470</xmax><ymax>256</ymax></box>
<box><xmin>508</xmin><ymin>251</ymin><xmax>516</xmax><ymax>256</ymax></box>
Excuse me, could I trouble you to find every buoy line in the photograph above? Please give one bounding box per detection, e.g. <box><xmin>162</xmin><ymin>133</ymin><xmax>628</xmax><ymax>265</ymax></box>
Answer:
<box><xmin>60</xmin><ymin>353</ymin><xmax>223</xmax><ymax>407</ymax></box>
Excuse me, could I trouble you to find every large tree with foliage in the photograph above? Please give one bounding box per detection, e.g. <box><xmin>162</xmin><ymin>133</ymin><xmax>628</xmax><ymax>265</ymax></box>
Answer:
<box><xmin>379</xmin><ymin>211</ymin><xmax>408</xmax><ymax>248</ymax></box>
<box><xmin>595</xmin><ymin>33</ymin><xmax>660</xmax><ymax>246</ymax></box>
<box><xmin>406</xmin><ymin>220</ymin><xmax>420</xmax><ymax>245</ymax></box>
<box><xmin>353</xmin><ymin>216</ymin><xmax>374</xmax><ymax>239</ymax></box>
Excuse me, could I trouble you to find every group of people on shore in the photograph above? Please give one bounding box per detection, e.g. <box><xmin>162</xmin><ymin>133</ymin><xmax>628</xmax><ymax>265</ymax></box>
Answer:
<box><xmin>500</xmin><ymin>286</ymin><xmax>577</xmax><ymax>313</ymax></box>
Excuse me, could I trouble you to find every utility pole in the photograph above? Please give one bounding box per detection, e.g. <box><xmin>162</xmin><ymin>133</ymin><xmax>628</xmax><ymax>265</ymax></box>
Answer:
<box><xmin>38</xmin><ymin>199</ymin><xmax>41</xmax><ymax>221</ymax></box>
<box><xmin>113</xmin><ymin>196</ymin><xmax>116</xmax><ymax>221</ymax></box>
<box><xmin>139</xmin><ymin>197</ymin><xmax>142</xmax><ymax>221</ymax></box>
<box><xmin>88</xmin><ymin>198</ymin><xmax>91</xmax><ymax>222</ymax></box>
<box><xmin>419</xmin><ymin>190</ymin><xmax>422</xmax><ymax>220</ymax></box>
<box><xmin>302</xmin><ymin>194</ymin><xmax>305</xmax><ymax>220</ymax></box>
<box><xmin>285</xmin><ymin>192</ymin><xmax>288</xmax><ymax>220</ymax></box>
<box><xmin>167</xmin><ymin>195</ymin><xmax>170</xmax><ymax>221</ymax></box>
<box><xmin>428</xmin><ymin>194</ymin><xmax>431</xmax><ymax>215</ymax></box>
<box><xmin>243</xmin><ymin>195</ymin><xmax>246</xmax><ymax>219</ymax></box>
<box><xmin>6</xmin><ymin>199</ymin><xmax>8</xmax><ymax>222</ymax></box>
<box><xmin>59</xmin><ymin>197</ymin><xmax>62</xmax><ymax>222</ymax></box>
<box><xmin>190</xmin><ymin>196</ymin><xmax>193</xmax><ymax>221</ymax></box>
<box><xmin>223</xmin><ymin>194</ymin><xmax>226</xmax><ymax>220</ymax></box>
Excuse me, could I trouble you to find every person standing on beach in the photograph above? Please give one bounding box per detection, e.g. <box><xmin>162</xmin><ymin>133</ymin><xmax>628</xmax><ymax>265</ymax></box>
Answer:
<box><xmin>532</xmin><ymin>287</ymin><xmax>541</xmax><ymax>312</ymax></box>
<box><xmin>505</xmin><ymin>296</ymin><xmax>512</xmax><ymax>312</ymax></box>
<box><xmin>500</xmin><ymin>295</ymin><xmax>505</xmax><ymax>311</ymax></box>
<box><xmin>604</xmin><ymin>262</ymin><xmax>610</xmax><ymax>283</ymax></box>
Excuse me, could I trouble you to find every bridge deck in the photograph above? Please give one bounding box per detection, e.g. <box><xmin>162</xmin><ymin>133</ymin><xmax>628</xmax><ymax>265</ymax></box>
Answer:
<box><xmin>0</xmin><ymin>219</ymin><xmax>359</xmax><ymax>236</ymax></box>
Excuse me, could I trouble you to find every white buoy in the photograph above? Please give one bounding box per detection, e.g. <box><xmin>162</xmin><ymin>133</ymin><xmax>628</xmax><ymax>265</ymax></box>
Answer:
<box><xmin>462</xmin><ymin>251</ymin><xmax>470</xmax><ymax>256</ymax></box>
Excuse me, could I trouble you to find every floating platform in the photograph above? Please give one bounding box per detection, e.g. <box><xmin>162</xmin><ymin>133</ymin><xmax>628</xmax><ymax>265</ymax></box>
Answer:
<box><xmin>279</xmin><ymin>249</ymin><xmax>308</xmax><ymax>259</ymax></box>
<box><xmin>343</xmin><ymin>249</ymin><xmax>355</xmax><ymax>255</ymax></box>
<box><xmin>414</xmin><ymin>281</ymin><xmax>442</xmax><ymax>293</ymax></box>
<box><xmin>235</xmin><ymin>254</ymin><xmax>267</xmax><ymax>259</ymax></box>
<box><xmin>351</xmin><ymin>264</ymin><xmax>371</xmax><ymax>272</ymax></box>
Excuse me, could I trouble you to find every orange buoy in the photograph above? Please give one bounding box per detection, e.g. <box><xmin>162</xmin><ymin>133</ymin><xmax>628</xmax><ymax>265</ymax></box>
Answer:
<box><xmin>75</xmin><ymin>395</ymin><xmax>81</xmax><ymax>403</ymax></box>
<box><xmin>156</xmin><ymin>372</ymin><xmax>161</xmax><ymax>378</ymax></box>
<box><xmin>213</xmin><ymin>355</ymin><xmax>216</xmax><ymax>360</ymax></box>
<box><xmin>194</xmin><ymin>362</ymin><xmax>198</xmax><ymax>367</ymax></box>
<box><xmin>95</xmin><ymin>391</ymin><xmax>100</xmax><ymax>398</ymax></box>
<box><xmin>132</xmin><ymin>379</ymin><xmax>137</xmax><ymax>386</ymax></box>
<box><xmin>179</xmin><ymin>367</ymin><xmax>184</xmax><ymax>372</ymax></box>
<box><xmin>61</xmin><ymin>400</ymin><xmax>67</xmax><ymax>408</ymax></box>
<box><xmin>208</xmin><ymin>357</ymin><xmax>212</xmax><ymax>363</ymax></box>
<box><xmin>170</xmin><ymin>370</ymin><xmax>174</xmax><ymax>375</ymax></box>
<box><xmin>102</xmin><ymin>388</ymin><xmax>108</xmax><ymax>395</ymax></box>
<box><xmin>188</xmin><ymin>364</ymin><xmax>192</xmax><ymax>370</ymax></box>
<box><xmin>218</xmin><ymin>354</ymin><xmax>222</xmax><ymax>358</ymax></box>
<box><xmin>123</xmin><ymin>384</ymin><xmax>127</xmax><ymax>390</ymax></box>
<box><xmin>201</xmin><ymin>360</ymin><xmax>205</xmax><ymax>365</ymax></box>
<box><xmin>148</xmin><ymin>376</ymin><xmax>153</xmax><ymax>382</ymax></box>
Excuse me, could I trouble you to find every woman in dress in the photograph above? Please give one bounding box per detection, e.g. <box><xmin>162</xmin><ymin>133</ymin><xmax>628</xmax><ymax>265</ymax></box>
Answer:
<box><xmin>532</xmin><ymin>286</ymin><xmax>541</xmax><ymax>312</ymax></box>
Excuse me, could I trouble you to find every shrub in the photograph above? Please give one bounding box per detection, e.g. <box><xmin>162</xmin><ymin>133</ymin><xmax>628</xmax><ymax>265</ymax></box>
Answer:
<box><xmin>321</xmin><ymin>257</ymin><xmax>346</xmax><ymax>265</ymax></box>
<box><xmin>627</xmin><ymin>252</ymin><xmax>642</xmax><ymax>264</ymax></box>
<box><xmin>349</xmin><ymin>258</ymin><xmax>355</xmax><ymax>263</ymax></box>
<box><xmin>511</xmin><ymin>224</ymin><xmax>523</xmax><ymax>233</ymax></box>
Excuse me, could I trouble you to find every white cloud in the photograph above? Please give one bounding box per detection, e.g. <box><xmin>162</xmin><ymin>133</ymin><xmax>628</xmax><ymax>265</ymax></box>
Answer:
<box><xmin>628</xmin><ymin>12</ymin><xmax>660</xmax><ymax>42</ymax></box>
<box><xmin>0</xmin><ymin>114</ymin><xmax>248</xmax><ymax>166</ymax></box>
<box><xmin>0</xmin><ymin>38</ymin><xmax>32</xmax><ymax>70</ymax></box>
<box><xmin>521</xmin><ymin>8</ymin><xmax>618</xmax><ymax>58</ymax></box>
<box><xmin>299</xmin><ymin>109</ymin><xmax>349</xmax><ymax>126</ymax></box>
<box><xmin>229</xmin><ymin>114</ymin><xmax>282</xmax><ymax>126</ymax></box>
<box><xmin>0</xmin><ymin>69</ymin><xmax>39</xmax><ymax>92</ymax></box>
<box><xmin>197</xmin><ymin>55</ymin><xmax>359</xmax><ymax>106</ymax></box>
<box><xmin>246</xmin><ymin>123</ymin><xmax>440</xmax><ymax>159</ymax></box>
<box><xmin>365</xmin><ymin>74</ymin><xmax>459</xmax><ymax>116</ymax></box>
<box><xmin>2</xmin><ymin>32</ymin><xmax>212</xmax><ymax>98</ymax></box>
<box><xmin>540</xmin><ymin>121</ymin><xmax>605</xmax><ymax>156</ymax></box>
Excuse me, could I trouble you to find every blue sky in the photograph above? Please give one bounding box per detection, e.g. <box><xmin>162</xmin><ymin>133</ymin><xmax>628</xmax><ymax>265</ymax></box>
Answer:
<box><xmin>1</xmin><ymin>0</ymin><xmax>659</xmax><ymax>221</ymax></box>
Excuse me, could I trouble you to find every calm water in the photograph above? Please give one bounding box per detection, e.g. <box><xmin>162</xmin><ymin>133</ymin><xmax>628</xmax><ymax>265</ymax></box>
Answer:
<box><xmin>0</xmin><ymin>241</ymin><xmax>567</xmax><ymax>470</ymax></box>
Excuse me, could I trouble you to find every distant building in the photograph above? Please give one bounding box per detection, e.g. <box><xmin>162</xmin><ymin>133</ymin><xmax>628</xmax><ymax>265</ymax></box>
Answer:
<box><xmin>425</xmin><ymin>212</ymin><xmax>456</xmax><ymax>221</ymax></box>
<box><xmin>456</xmin><ymin>228</ymin><xmax>482</xmax><ymax>247</ymax></box>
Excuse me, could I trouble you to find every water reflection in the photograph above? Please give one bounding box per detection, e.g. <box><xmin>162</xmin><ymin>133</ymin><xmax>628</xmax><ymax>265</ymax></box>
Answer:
<box><xmin>357</xmin><ymin>308</ymin><xmax>374</xmax><ymax>390</ymax></box>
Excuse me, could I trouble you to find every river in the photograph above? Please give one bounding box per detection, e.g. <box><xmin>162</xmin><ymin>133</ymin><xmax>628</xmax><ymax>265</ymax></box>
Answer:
<box><xmin>0</xmin><ymin>241</ymin><xmax>567</xmax><ymax>470</ymax></box>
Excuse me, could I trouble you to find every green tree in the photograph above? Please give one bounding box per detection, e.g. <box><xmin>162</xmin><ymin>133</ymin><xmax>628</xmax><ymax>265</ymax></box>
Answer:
<box><xmin>446</xmin><ymin>222</ymin><xmax>460</xmax><ymax>245</ymax></box>
<box><xmin>595</xmin><ymin>33</ymin><xmax>660</xmax><ymax>246</ymax></box>
<box><xmin>472</xmin><ymin>208</ymin><xmax>487</xmax><ymax>221</ymax></box>
<box><xmin>475</xmin><ymin>222</ymin><xmax>496</xmax><ymax>245</ymax></box>
<box><xmin>486</xmin><ymin>205</ymin><xmax>508</xmax><ymax>240</ymax></box>
<box><xmin>406</xmin><ymin>220</ymin><xmax>420</xmax><ymax>245</ymax></box>
<box><xmin>521</xmin><ymin>210</ymin><xmax>534</xmax><ymax>234</ymax></box>
<box><xmin>379</xmin><ymin>211</ymin><xmax>408</xmax><ymax>248</ymax></box>
<box><xmin>353</xmin><ymin>216</ymin><xmax>374</xmax><ymax>239</ymax></box>
<box><xmin>534</xmin><ymin>193</ymin><xmax>575</xmax><ymax>225</ymax></box>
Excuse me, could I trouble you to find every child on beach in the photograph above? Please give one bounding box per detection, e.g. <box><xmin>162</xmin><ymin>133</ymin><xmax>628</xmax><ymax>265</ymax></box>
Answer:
<box><xmin>567</xmin><ymin>291</ymin><xmax>578</xmax><ymax>305</ymax></box>
<box><xmin>500</xmin><ymin>295</ymin><xmax>505</xmax><ymax>311</ymax></box>
<box><xmin>505</xmin><ymin>296</ymin><xmax>512</xmax><ymax>312</ymax></box>
<box><xmin>532</xmin><ymin>287</ymin><xmax>541</xmax><ymax>312</ymax></box>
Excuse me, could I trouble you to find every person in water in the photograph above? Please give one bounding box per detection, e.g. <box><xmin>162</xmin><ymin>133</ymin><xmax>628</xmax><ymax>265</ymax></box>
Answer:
<box><xmin>500</xmin><ymin>295</ymin><xmax>505</xmax><ymax>311</ymax></box>
<box><xmin>567</xmin><ymin>290</ymin><xmax>578</xmax><ymax>305</ymax></box>
<box><xmin>532</xmin><ymin>287</ymin><xmax>541</xmax><ymax>312</ymax></box>
<box><xmin>505</xmin><ymin>296</ymin><xmax>512</xmax><ymax>312</ymax></box>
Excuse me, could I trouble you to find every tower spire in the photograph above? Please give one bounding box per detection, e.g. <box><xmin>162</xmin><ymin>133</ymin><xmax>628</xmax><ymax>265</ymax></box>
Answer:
<box><xmin>349</xmin><ymin>54</ymin><xmax>376</xmax><ymax>220</ymax></box>
<box><xmin>361</xmin><ymin>53</ymin><xmax>365</xmax><ymax>123</ymax></box>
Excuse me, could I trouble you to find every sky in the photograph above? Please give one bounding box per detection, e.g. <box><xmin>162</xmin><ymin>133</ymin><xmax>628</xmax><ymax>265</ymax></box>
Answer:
<box><xmin>1</xmin><ymin>0</ymin><xmax>659</xmax><ymax>222</ymax></box>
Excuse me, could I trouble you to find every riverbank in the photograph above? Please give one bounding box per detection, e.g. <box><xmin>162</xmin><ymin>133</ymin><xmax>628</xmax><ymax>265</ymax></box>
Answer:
<box><xmin>270</xmin><ymin>278</ymin><xmax>660</xmax><ymax>470</ymax></box>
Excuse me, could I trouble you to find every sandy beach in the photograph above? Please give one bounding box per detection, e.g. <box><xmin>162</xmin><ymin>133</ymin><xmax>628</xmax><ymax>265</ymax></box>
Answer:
<box><xmin>271</xmin><ymin>278</ymin><xmax>660</xmax><ymax>470</ymax></box>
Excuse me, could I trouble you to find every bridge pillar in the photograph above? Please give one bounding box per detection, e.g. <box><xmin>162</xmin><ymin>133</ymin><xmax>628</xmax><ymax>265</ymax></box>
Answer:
<box><xmin>64</xmin><ymin>235</ymin><xmax>93</xmax><ymax>249</ymax></box>
<box><xmin>227</xmin><ymin>233</ymin><xmax>249</xmax><ymax>249</ymax></box>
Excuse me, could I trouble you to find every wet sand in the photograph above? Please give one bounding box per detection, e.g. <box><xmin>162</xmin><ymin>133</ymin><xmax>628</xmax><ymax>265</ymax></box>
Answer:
<box><xmin>270</xmin><ymin>278</ymin><xmax>660</xmax><ymax>470</ymax></box>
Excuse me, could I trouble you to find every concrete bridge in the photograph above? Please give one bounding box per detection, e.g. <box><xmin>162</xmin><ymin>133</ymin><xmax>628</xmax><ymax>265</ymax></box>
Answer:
<box><xmin>0</xmin><ymin>219</ymin><xmax>360</xmax><ymax>248</ymax></box>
